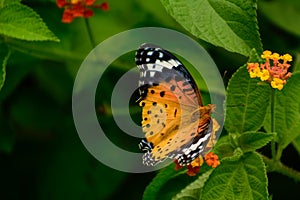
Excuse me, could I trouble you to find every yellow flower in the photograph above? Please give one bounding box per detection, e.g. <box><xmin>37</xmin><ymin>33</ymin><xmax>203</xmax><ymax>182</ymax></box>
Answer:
<box><xmin>271</xmin><ymin>78</ymin><xmax>284</xmax><ymax>90</ymax></box>
<box><xmin>261</xmin><ymin>50</ymin><xmax>272</xmax><ymax>59</ymax></box>
<box><xmin>248</xmin><ymin>64</ymin><xmax>261</xmax><ymax>78</ymax></box>
<box><xmin>71</xmin><ymin>0</ymin><xmax>81</xmax><ymax>3</ymax></box>
<box><xmin>271</xmin><ymin>53</ymin><xmax>280</xmax><ymax>61</ymax></box>
<box><xmin>190</xmin><ymin>156</ymin><xmax>204</xmax><ymax>168</ymax></box>
<box><xmin>281</xmin><ymin>54</ymin><xmax>293</xmax><ymax>63</ymax></box>
<box><xmin>248</xmin><ymin>50</ymin><xmax>292</xmax><ymax>91</ymax></box>
<box><xmin>259</xmin><ymin>69</ymin><xmax>270</xmax><ymax>81</ymax></box>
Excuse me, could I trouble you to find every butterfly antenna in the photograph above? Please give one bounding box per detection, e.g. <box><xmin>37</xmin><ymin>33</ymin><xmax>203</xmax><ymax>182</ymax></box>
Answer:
<box><xmin>222</xmin><ymin>70</ymin><xmax>228</xmax><ymax>80</ymax></box>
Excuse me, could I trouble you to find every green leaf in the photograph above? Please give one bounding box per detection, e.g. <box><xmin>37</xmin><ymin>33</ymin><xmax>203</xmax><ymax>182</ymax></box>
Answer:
<box><xmin>143</xmin><ymin>163</ymin><xmax>206</xmax><ymax>200</ymax></box>
<box><xmin>214</xmin><ymin>135</ymin><xmax>245</xmax><ymax>161</ymax></box>
<box><xmin>225</xmin><ymin>66</ymin><xmax>271</xmax><ymax>133</ymax></box>
<box><xmin>201</xmin><ymin>152</ymin><xmax>268</xmax><ymax>200</ymax></box>
<box><xmin>238</xmin><ymin>132</ymin><xmax>275</xmax><ymax>153</ymax></box>
<box><xmin>259</xmin><ymin>1</ymin><xmax>300</xmax><ymax>37</ymax></box>
<box><xmin>143</xmin><ymin>164</ymin><xmax>188</xmax><ymax>200</ymax></box>
<box><xmin>143</xmin><ymin>164</ymin><xmax>179</xmax><ymax>200</ymax></box>
<box><xmin>213</xmin><ymin>135</ymin><xmax>236</xmax><ymax>159</ymax></box>
<box><xmin>0</xmin><ymin>3</ymin><xmax>59</xmax><ymax>41</ymax></box>
<box><xmin>0</xmin><ymin>43</ymin><xmax>11</xmax><ymax>91</ymax></box>
<box><xmin>173</xmin><ymin>169</ymin><xmax>213</xmax><ymax>200</ymax></box>
<box><xmin>248</xmin><ymin>48</ymin><xmax>263</xmax><ymax>63</ymax></box>
<box><xmin>160</xmin><ymin>0</ymin><xmax>262</xmax><ymax>56</ymax></box>
<box><xmin>223</xmin><ymin>147</ymin><xmax>244</xmax><ymax>162</ymax></box>
<box><xmin>0</xmin><ymin>0</ymin><xmax>20</xmax><ymax>7</ymax></box>
<box><xmin>264</xmin><ymin>73</ymin><xmax>300</xmax><ymax>150</ymax></box>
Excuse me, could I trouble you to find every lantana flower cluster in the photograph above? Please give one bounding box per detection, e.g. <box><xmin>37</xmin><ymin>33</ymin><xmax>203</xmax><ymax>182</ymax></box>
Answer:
<box><xmin>247</xmin><ymin>50</ymin><xmax>292</xmax><ymax>90</ymax></box>
<box><xmin>56</xmin><ymin>0</ymin><xmax>109</xmax><ymax>23</ymax></box>
<box><xmin>174</xmin><ymin>152</ymin><xmax>220</xmax><ymax>176</ymax></box>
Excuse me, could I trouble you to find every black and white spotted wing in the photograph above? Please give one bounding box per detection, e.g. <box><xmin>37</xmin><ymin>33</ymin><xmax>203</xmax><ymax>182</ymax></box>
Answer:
<box><xmin>136</xmin><ymin>43</ymin><xmax>214</xmax><ymax>166</ymax></box>
<box><xmin>135</xmin><ymin>43</ymin><xmax>203</xmax><ymax>106</ymax></box>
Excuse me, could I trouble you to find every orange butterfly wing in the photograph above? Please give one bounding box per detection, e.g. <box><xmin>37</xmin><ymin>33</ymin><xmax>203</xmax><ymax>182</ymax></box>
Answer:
<box><xmin>136</xmin><ymin>44</ymin><xmax>214</xmax><ymax>166</ymax></box>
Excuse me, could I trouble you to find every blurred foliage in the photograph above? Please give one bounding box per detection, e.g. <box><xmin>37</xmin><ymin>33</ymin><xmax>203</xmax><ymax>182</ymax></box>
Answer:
<box><xmin>0</xmin><ymin>0</ymin><xmax>300</xmax><ymax>200</ymax></box>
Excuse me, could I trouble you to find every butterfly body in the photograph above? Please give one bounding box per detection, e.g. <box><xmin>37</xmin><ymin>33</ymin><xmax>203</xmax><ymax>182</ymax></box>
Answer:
<box><xmin>136</xmin><ymin>44</ymin><xmax>216</xmax><ymax>166</ymax></box>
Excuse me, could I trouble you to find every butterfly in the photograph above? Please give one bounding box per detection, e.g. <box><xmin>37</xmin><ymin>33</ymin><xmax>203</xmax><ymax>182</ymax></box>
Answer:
<box><xmin>136</xmin><ymin>43</ymin><xmax>218</xmax><ymax>167</ymax></box>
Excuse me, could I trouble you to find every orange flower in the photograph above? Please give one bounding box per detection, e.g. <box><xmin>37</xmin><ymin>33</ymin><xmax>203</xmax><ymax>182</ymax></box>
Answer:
<box><xmin>174</xmin><ymin>158</ymin><xmax>203</xmax><ymax>176</ymax></box>
<box><xmin>174</xmin><ymin>152</ymin><xmax>220</xmax><ymax>176</ymax></box>
<box><xmin>204</xmin><ymin>152</ymin><xmax>220</xmax><ymax>168</ymax></box>
<box><xmin>186</xmin><ymin>157</ymin><xmax>204</xmax><ymax>176</ymax></box>
<box><xmin>100</xmin><ymin>2</ymin><xmax>109</xmax><ymax>11</ymax></box>
<box><xmin>247</xmin><ymin>51</ymin><xmax>292</xmax><ymax>90</ymax></box>
<box><xmin>56</xmin><ymin>0</ymin><xmax>109</xmax><ymax>23</ymax></box>
<box><xmin>62</xmin><ymin>9</ymin><xmax>74</xmax><ymax>23</ymax></box>
<box><xmin>85</xmin><ymin>0</ymin><xmax>96</xmax><ymax>6</ymax></box>
<box><xmin>57</xmin><ymin>0</ymin><xmax>68</xmax><ymax>8</ymax></box>
<box><xmin>174</xmin><ymin>159</ymin><xmax>183</xmax><ymax>171</ymax></box>
<box><xmin>186</xmin><ymin>164</ymin><xmax>200</xmax><ymax>176</ymax></box>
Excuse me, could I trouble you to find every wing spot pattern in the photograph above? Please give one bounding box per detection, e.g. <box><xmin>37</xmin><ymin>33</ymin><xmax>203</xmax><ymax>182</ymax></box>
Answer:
<box><xmin>170</xmin><ymin>85</ymin><xmax>176</xmax><ymax>91</ymax></box>
<box><xmin>136</xmin><ymin>43</ymin><xmax>215</xmax><ymax>167</ymax></box>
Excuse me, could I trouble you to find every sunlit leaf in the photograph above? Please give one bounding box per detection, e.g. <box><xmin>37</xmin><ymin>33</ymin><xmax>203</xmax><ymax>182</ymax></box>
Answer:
<box><xmin>0</xmin><ymin>3</ymin><xmax>59</xmax><ymax>41</ymax></box>
<box><xmin>238</xmin><ymin>132</ymin><xmax>275</xmax><ymax>153</ymax></box>
<box><xmin>143</xmin><ymin>163</ymin><xmax>205</xmax><ymax>200</ymax></box>
<box><xmin>173</xmin><ymin>169</ymin><xmax>213</xmax><ymax>200</ymax></box>
<box><xmin>225</xmin><ymin>66</ymin><xmax>271</xmax><ymax>133</ymax></box>
<box><xmin>0</xmin><ymin>0</ymin><xmax>20</xmax><ymax>7</ymax></box>
<box><xmin>160</xmin><ymin>0</ymin><xmax>262</xmax><ymax>56</ymax></box>
<box><xmin>201</xmin><ymin>152</ymin><xmax>268</xmax><ymax>200</ymax></box>
<box><xmin>0</xmin><ymin>43</ymin><xmax>11</xmax><ymax>91</ymax></box>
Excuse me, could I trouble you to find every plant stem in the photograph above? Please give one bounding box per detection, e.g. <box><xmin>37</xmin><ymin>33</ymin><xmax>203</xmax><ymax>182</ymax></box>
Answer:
<box><xmin>270</xmin><ymin>89</ymin><xmax>277</xmax><ymax>161</ymax></box>
<box><xmin>85</xmin><ymin>18</ymin><xmax>96</xmax><ymax>48</ymax></box>
<box><xmin>262</xmin><ymin>154</ymin><xmax>300</xmax><ymax>183</ymax></box>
